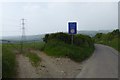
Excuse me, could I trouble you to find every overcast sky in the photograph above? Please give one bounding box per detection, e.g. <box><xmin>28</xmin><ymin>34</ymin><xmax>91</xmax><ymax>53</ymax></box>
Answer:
<box><xmin>1</xmin><ymin>1</ymin><xmax>118</xmax><ymax>36</ymax></box>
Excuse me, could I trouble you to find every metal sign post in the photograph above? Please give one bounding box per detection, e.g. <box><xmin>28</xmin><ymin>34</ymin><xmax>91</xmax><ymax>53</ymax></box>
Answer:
<box><xmin>68</xmin><ymin>22</ymin><xmax>77</xmax><ymax>45</ymax></box>
<box><xmin>71</xmin><ymin>34</ymin><xmax>73</xmax><ymax>45</ymax></box>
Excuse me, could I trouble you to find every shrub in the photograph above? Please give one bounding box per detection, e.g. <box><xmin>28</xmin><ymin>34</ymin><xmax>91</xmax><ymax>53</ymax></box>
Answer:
<box><xmin>43</xmin><ymin>32</ymin><xmax>95</xmax><ymax>62</ymax></box>
<box><xmin>43</xmin><ymin>32</ymin><xmax>94</xmax><ymax>48</ymax></box>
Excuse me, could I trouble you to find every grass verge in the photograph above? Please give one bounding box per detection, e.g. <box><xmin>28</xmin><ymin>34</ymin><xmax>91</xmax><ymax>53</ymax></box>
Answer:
<box><xmin>96</xmin><ymin>38</ymin><xmax>120</xmax><ymax>52</ymax></box>
<box><xmin>44</xmin><ymin>40</ymin><xmax>94</xmax><ymax>62</ymax></box>
<box><xmin>2</xmin><ymin>44</ymin><xmax>16</xmax><ymax>78</ymax></box>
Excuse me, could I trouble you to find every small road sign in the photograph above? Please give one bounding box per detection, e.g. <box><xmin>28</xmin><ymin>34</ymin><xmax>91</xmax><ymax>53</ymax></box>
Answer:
<box><xmin>68</xmin><ymin>22</ymin><xmax>77</xmax><ymax>34</ymax></box>
<box><xmin>68</xmin><ymin>22</ymin><xmax>77</xmax><ymax>45</ymax></box>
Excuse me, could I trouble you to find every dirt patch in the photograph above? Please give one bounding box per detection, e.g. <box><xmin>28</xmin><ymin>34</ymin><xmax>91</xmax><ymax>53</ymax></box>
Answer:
<box><xmin>16</xmin><ymin>50</ymin><xmax>82</xmax><ymax>78</ymax></box>
<box><xmin>16</xmin><ymin>54</ymin><xmax>40</xmax><ymax>78</ymax></box>
<box><xmin>31</xmin><ymin>50</ymin><xmax>82</xmax><ymax>78</ymax></box>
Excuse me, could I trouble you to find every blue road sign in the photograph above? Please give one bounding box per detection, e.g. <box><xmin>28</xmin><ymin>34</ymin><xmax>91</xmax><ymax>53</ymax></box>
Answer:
<box><xmin>68</xmin><ymin>22</ymin><xmax>77</xmax><ymax>34</ymax></box>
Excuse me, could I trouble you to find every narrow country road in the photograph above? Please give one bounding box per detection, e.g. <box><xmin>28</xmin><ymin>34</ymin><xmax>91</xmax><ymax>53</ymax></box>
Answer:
<box><xmin>76</xmin><ymin>44</ymin><xmax>118</xmax><ymax>78</ymax></box>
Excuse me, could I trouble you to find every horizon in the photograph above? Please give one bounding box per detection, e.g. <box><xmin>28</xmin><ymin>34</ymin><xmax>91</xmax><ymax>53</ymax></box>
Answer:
<box><xmin>1</xmin><ymin>29</ymin><xmax>117</xmax><ymax>38</ymax></box>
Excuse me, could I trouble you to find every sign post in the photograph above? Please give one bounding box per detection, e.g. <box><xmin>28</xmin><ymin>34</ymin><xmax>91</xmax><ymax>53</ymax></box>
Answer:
<box><xmin>68</xmin><ymin>22</ymin><xmax>77</xmax><ymax>45</ymax></box>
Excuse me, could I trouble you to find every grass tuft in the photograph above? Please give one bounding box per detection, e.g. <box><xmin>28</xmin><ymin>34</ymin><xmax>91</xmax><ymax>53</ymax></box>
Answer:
<box><xmin>25</xmin><ymin>52</ymin><xmax>41</xmax><ymax>67</ymax></box>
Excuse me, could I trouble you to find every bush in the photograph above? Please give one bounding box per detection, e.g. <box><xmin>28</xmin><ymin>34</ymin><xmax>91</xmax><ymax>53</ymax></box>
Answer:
<box><xmin>43</xmin><ymin>32</ymin><xmax>95</xmax><ymax>62</ymax></box>
<box><xmin>43</xmin><ymin>32</ymin><xmax>94</xmax><ymax>47</ymax></box>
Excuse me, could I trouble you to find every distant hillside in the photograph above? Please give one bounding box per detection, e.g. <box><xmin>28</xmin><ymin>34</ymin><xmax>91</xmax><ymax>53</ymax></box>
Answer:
<box><xmin>77</xmin><ymin>30</ymin><xmax>113</xmax><ymax>37</ymax></box>
<box><xmin>1</xmin><ymin>34</ymin><xmax>45</xmax><ymax>43</ymax></box>
<box><xmin>1</xmin><ymin>30</ymin><xmax>113</xmax><ymax>42</ymax></box>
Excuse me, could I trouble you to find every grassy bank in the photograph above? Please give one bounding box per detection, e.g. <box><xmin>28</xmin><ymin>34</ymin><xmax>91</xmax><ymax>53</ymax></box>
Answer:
<box><xmin>96</xmin><ymin>38</ymin><xmax>119</xmax><ymax>52</ymax></box>
<box><xmin>2</xmin><ymin>44</ymin><xmax>16</xmax><ymax>78</ymax></box>
<box><xmin>94</xmin><ymin>29</ymin><xmax>120</xmax><ymax>52</ymax></box>
<box><xmin>43</xmin><ymin>32</ymin><xmax>95</xmax><ymax>62</ymax></box>
<box><xmin>44</xmin><ymin>40</ymin><xmax>94</xmax><ymax>62</ymax></box>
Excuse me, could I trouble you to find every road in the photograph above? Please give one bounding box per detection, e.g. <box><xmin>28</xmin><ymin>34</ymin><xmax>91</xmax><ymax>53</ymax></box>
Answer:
<box><xmin>76</xmin><ymin>44</ymin><xmax>118</xmax><ymax>78</ymax></box>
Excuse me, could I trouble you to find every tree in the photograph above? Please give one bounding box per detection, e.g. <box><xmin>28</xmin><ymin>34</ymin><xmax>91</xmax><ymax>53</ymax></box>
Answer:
<box><xmin>43</xmin><ymin>34</ymin><xmax>49</xmax><ymax>43</ymax></box>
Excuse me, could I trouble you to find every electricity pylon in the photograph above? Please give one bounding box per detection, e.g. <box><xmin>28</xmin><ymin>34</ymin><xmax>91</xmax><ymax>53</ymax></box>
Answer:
<box><xmin>20</xmin><ymin>18</ymin><xmax>26</xmax><ymax>53</ymax></box>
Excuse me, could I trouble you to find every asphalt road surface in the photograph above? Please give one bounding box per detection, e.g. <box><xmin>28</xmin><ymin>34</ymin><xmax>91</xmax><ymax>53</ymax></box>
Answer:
<box><xmin>76</xmin><ymin>44</ymin><xmax>118</xmax><ymax>78</ymax></box>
